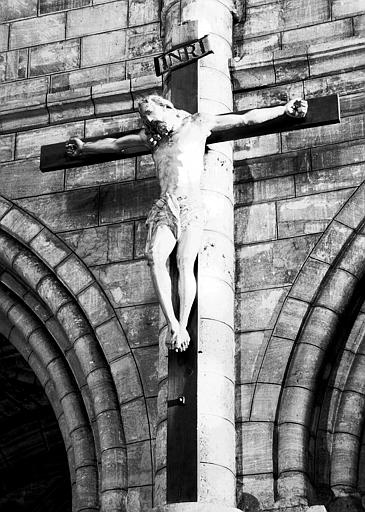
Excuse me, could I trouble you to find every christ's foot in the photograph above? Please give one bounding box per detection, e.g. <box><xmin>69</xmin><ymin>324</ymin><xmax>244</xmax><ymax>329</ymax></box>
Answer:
<box><xmin>172</xmin><ymin>327</ymin><xmax>190</xmax><ymax>352</ymax></box>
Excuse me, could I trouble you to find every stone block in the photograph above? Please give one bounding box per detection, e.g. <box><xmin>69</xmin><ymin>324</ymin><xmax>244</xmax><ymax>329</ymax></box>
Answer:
<box><xmin>85</xmin><ymin>112</ymin><xmax>140</xmax><ymax>138</ymax></box>
<box><xmin>236</xmin><ymin>383</ymin><xmax>255</xmax><ymax>421</ymax></box>
<box><xmin>0</xmin><ymin>0</ymin><xmax>37</xmax><ymax>22</ymax></box>
<box><xmin>30</xmin><ymin>229</ymin><xmax>70</xmax><ymax>268</ymax></box>
<box><xmin>117</xmin><ymin>303</ymin><xmax>159</xmax><ymax>348</ymax></box>
<box><xmin>93</xmin><ymin>259</ymin><xmax>155</xmax><ymax>307</ymax></box>
<box><xmin>120</xmin><ymin>397</ymin><xmax>150</xmax><ymax>443</ymax></box>
<box><xmin>296</xmin><ymin>164</ymin><xmax>365</xmax><ymax>197</ymax></box>
<box><xmin>282</xmin><ymin>0</ymin><xmax>330</xmax><ymax>30</ymax></box>
<box><xmin>312</xmin><ymin>139</ymin><xmax>365</xmax><ymax>171</ymax></box>
<box><xmin>236</xmin><ymin>473</ymin><xmax>275</xmax><ymax>511</ymax></box>
<box><xmin>0</xmin><ymin>105</ymin><xmax>49</xmax><ymax>133</ymax></box>
<box><xmin>282</xmin><ymin>114</ymin><xmax>365</xmax><ymax>152</ymax></box>
<box><xmin>236</xmin><ymin>235</ymin><xmax>317</xmax><ymax>292</ymax></box>
<box><xmin>354</xmin><ymin>14</ymin><xmax>365</xmax><ymax>36</ymax></box>
<box><xmin>259</xmin><ymin>336</ymin><xmax>294</xmax><ymax>384</ymax></box>
<box><xmin>274</xmin><ymin>47</ymin><xmax>309</xmax><ymax>83</ymax></box>
<box><xmin>101</xmin><ymin>447</ymin><xmax>128</xmax><ymax>491</ymax></box>
<box><xmin>274</xmin><ymin>298</ymin><xmax>309</xmax><ymax>340</ymax></box>
<box><xmin>234</xmin><ymin>33</ymin><xmax>280</xmax><ymax>57</ymax></box>
<box><xmin>251</xmin><ymin>383</ymin><xmax>281</xmax><ymax>421</ymax></box>
<box><xmin>126</xmin><ymin>55</ymin><xmax>160</xmax><ymax>79</ymax></box>
<box><xmin>0</xmin><ymin>48</ymin><xmax>28</xmax><ymax>81</ymax></box>
<box><xmin>331</xmin><ymin>432</ymin><xmax>360</xmax><ymax>486</ymax></box>
<box><xmin>231</xmin><ymin>52</ymin><xmax>276</xmax><ymax>90</ymax></box>
<box><xmin>39</xmin><ymin>0</ymin><xmax>91</xmax><ymax>14</ymax></box>
<box><xmin>277</xmin><ymin>189</ymin><xmax>353</xmax><ymax>238</ymax></box>
<box><xmin>31</xmin><ymin>39</ymin><xmax>79</xmax><ymax>78</ymax></box>
<box><xmin>290</xmin><ymin>258</ymin><xmax>330</xmax><ymax>303</ymax></box>
<box><xmin>0</xmin><ymin>25</ymin><xmax>9</xmax><ymax>52</ymax></box>
<box><xmin>126</xmin><ymin>485</ymin><xmax>153</xmax><ymax>512</ymax></box>
<box><xmin>95</xmin><ymin>317</ymin><xmax>130</xmax><ymax>362</ymax></box>
<box><xmin>0</xmin><ymin>76</ymin><xmax>48</xmax><ymax>112</ymax></box>
<box><xmin>127</xmin><ymin>440</ymin><xmax>153</xmax><ymax>486</ymax></box>
<box><xmin>340</xmin><ymin>91</ymin><xmax>365</xmax><ymax>117</ymax></box>
<box><xmin>0</xmin><ymin>197</ymin><xmax>12</xmax><ymax>219</ymax></box>
<box><xmin>155</xmin><ymin>419</ymin><xmax>167</xmax><ymax>470</ymax></box>
<box><xmin>15</xmin><ymin>120</ymin><xmax>84</xmax><ymax>159</ymax></box>
<box><xmin>50</xmin><ymin>62</ymin><xmax>125</xmax><ymax>92</ymax></box>
<box><xmin>235</xmin><ymin>82</ymin><xmax>302</xmax><ymax>111</ymax></box>
<box><xmin>235</xmin><ymin>175</ymin><xmax>294</xmax><ymax>206</ymax></box>
<box><xmin>10</xmin><ymin>13</ymin><xmax>65</xmax><ymax>49</ymax></box>
<box><xmin>234</xmin><ymin>149</ymin><xmax>310</xmax><ymax>183</ymax></box>
<box><xmin>133</xmin><ymin>345</ymin><xmax>159</xmax><ymax>397</ymax></box>
<box><xmin>17</xmin><ymin>188</ymin><xmax>99</xmax><ymax>232</ymax></box>
<box><xmin>341</xmin><ymin>235</ymin><xmax>365</xmax><ymax>279</ymax></box>
<box><xmin>73</xmin><ymin>334</ymin><xmax>105</xmax><ymax>377</ymax></box>
<box><xmin>199</xmin><ymin>415</ymin><xmax>235</xmax><ymax>470</ymax></box>
<box><xmin>134</xmin><ymin>220</ymin><xmax>148</xmax><ymax>259</ymax></box>
<box><xmin>200</xmin><ymin>276</ymin><xmax>234</xmax><ymax>328</ymax></box>
<box><xmin>199</xmin><ymin>463</ymin><xmax>236</xmax><ymax>506</ymax></box>
<box><xmin>0</xmin><ymin>134</ymin><xmax>14</xmax><ymax>162</ymax></box>
<box><xmin>236</xmin><ymin>330</ymin><xmax>267</xmax><ymax>383</ymax></box>
<box><xmin>0</xmin><ymin>208</ymin><xmax>42</xmax><ymax>242</ymax></box>
<box><xmin>238</xmin><ymin>4</ymin><xmax>283</xmax><ymax>38</ymax></box>
<box><xmin>199</xmin><ymin>373</ymin><xmax>234</xmax><ymax>423</ymax></box>
<box><xmin>199</xmin><ymin>230</ymin><xmax>234</xmax><ymax>289</ymax></box>
<box><xmin>235</xmin><ymin>133</ymin><xmax>280</xmax><ymax>160</ymax></box>
<box><xmin>81</xmin><ymin>29</ymin><xmax>127</xmax><ymax>67</ymax></box>
<box><xmin>337</xmin><ymin>182</ymin><xmax>365</xmax><ymax>229</ymax></box>
<box><xmin>282</xmin><ymin>19</ymin><xmax>352</xmax><ymax>49</ymax></box>
<box><xmin>48</xmin><ymin>87</ymin><xmax>94</xmax><ymax>123</ymax></box>
<box><xmin>78</xmin><ymin>284</ymin><xmax>113</xmax><ymax>326</ymax></box>
<box><xmin>199</xmin><ymin>319</ymin><xmax>234</xmax><ymax>381</ymax></box>
<box><xmin>37</xmin><ymin>275</ymin><xmax>70</xmax><ymax>314</ymax></box>
<box><xmin>311</xmin><ymin>221</ymin><xmax>353</xmax><ymax>264</ymax></box>
<box><xmin>235</xmin><ymin>202</ymin><xmax>276</xmax><ymax>245</ymax></box>
<box><xmin>57</xmin><ymin>302</ymin><xmax>91</xmax><ymax>341</ymax></box>
<box><xmin>92</xmin><ymin>79</ymin><xmax>133</xmax><ymax>116</ymax></box>
<box><xmin>60</xmin><ymin>222</ymin><xmax>134</xmax><ymax>266</ymax></box>
<box><xmin>129</xmin><ymin>0</ymin><xmax>159</xmax><ymax>26</ymax></box>
<box><xmin>309</xmin><ymin>38</ymin><xmax>365</xmax><ymax>77</ymax></box>
<box><xmin>66</xmin><ymin>2</ymin><xmax>128</xmax><ymax>38</ymax></box>
<box><xmin>286</xmin><ymin>342</ymin><xmax>324</xmax><ymax>389</ymax></box>
<box><xmin>317</xmin><ymin>268</ymin><xmax>357</xmax><ymax>315</ymax></box>
<box><xmin>305</xmin><ymin>69</ymin><xmax>365</xmax><ymax>99</ymax></box>
<box><xmin>332</xmin><ymin>0</ymin><xmax>365</xmax><ymax>18</ymax></box>
<box><xmin>236</xmin><ymin>287</ymin><xmax>288</xmax><ymax>332</ymax></box>
<box><xmin>337</xmin><ymin>391</ymin><xmax>365</xmax><ymax>435</ymax></box>
<box><xmin>131</xmin><ymin>73</ymin><xmax>162</xmax><ymax>104</ymax></box>
<box><xmin>300</xmin><ymin>306</ymin><xmax>339</xmax><ymax>350</ymax></box>
<box><xmin>236</xmin><ymin>422</ymin><xmax>274</xmax><ymax>474</ymax></box>
<box><xmin>96</xmin><ymin>409</ymin><xmax>124</xmax><ymax>453</ymax></box>
<box><xmin>0</xmin><ymin>158</ymin><xmax>64</xmax><ymax>199</ymax></box>
<box><xmin>136</xmin><ymin>154</ymin><xmax>155</xmax><ymax>180</ymax></box>
<box><xmin>278</xmin><ymin>386</ymin><xmax>313</xmax><ymax>425</ymax></box>
<box><xmin>278</xmin><ymin>423</ymin><xmax>308</xmax><ymax>472</ymax></box>
<box><xmin>66</xmin><ymin>158</ymin><xmax>135</xmax><ymax>190</ymax></box>
<box><xmin>100</xmin><ymin>179</ymin><xmax>159</xmax><ymax>224</ymax></box>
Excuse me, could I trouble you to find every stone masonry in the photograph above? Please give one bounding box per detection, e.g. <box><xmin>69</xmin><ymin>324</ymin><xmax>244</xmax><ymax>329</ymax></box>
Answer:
<box><xmin>1</xmin><ymin>0</ymin><xmax>365</xmax><ymax>511</ymax></box>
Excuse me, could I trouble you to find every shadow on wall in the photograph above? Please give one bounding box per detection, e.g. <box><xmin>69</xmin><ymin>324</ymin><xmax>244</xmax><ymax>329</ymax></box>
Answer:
<box><xmin>237</xmin><ymin>492</ymin><xmax>261</xmax><ymax>512</ymax></box>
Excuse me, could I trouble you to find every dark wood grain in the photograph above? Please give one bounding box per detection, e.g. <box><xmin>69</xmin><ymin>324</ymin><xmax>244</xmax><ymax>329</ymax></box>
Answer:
<box><xmin>40</xmin><ymin>95</ymin><xmax>340</xmax><ymax>172</ymax></box>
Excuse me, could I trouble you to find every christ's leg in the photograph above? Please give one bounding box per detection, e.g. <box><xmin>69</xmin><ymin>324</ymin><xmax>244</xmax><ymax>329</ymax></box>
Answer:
<box><xmin>146</xmin><ymin>225</ymin><xmax>179</xmax><ymax>347</ymax></box>
<box><xmin>175</xmin><ymin>225</ymin><xmax>202</xmax><ymax>352</ymax></box>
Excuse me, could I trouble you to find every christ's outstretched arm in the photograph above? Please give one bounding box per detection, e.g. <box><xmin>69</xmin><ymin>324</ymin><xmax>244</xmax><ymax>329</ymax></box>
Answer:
<box><xmin>65</xmin><ymin>131</ymin><xmax>148</xmax><ymax>157</ymax></box>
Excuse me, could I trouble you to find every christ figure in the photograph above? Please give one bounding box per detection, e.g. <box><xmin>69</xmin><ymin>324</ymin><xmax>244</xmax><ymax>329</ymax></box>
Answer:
<box><xmin>65</xmin><ymin>95</ymin><xmax>308</xmax><ymax>352</ymax></box>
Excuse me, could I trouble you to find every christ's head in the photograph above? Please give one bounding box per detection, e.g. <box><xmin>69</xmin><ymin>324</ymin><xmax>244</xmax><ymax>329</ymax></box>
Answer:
<box><xmin>138</xmin><ymin>95</ymin><xmax>186</xmax><ymax>136</ymax></box>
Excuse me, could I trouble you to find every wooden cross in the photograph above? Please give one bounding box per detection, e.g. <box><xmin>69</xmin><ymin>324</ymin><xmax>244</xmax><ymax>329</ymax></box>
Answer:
<box><xmin>40</xmin><ymin>34</ymin><xmax>340</xmax><ymax>505</ymax></box>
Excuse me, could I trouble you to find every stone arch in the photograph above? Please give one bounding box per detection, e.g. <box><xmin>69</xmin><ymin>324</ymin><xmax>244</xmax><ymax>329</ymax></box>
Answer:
<box><xmin>0</xmin><ymin>195</ymin><xmax>153</xmax><ymax>511</ymax></box>
<box><xmin>236</xmin><ymin>181</ymin><xmax>365</xmax><ymax>509</ymax></box>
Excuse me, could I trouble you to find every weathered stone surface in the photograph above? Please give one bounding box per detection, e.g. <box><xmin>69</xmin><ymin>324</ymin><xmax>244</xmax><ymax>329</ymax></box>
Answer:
<box><xmin>126</xmin><ymin>486</ymin><xmax>153</xmax><ymax>512</ymax></box>
<box><xmin>39</xmin><ymin>0</ymin><xmax>91</xmax><ymax>14</ymax></box>
<box><xmin>0</xmin><ymin>158</ymin><xmax>64</xmax><ymax>199</ymax></box>
<box><xmin>354</xmin><ymin>14</ymin><xmax>365</xmax><ymax>36</ymax></box>
<box><xmin>199</xmin><ymin>415</ymin><xmax>235</xmax><ymax>470</ymax></box>
<box><xmin>0</xmin><ymin>134</ymin><xmax>14</xmax><ymax>162</ymax></box>
<box><xmin>0</xmin><ymin>48</ymin><xmax>28</xmax><ymax>82</ymax></box>
<box><xmin>318</xmin><ymin>269</ymin><xmax>357</xmax><ymax>315</ymax></box>
<box><xmin>199</xmin><ymin>463</ymin><xmax>236</xmax><ymax>506</ymax></box>
<box><xmin>340</xmin><ymin>91</ymin><xmax>365</xmax><ymax>117</ymax></box>
<box><xmin>277</xmin><ymin>189</ymin><xmax>353</xmax><ymax>238</ymax></box>
<box><xmin>0</xmin><ymin>208</ymin><xmax>42</xmax><ymax>242</ymax></box>
<box><xmin>10</xmin><ymin>13</ymin><xmax>65</xmax><ymax>49</ymax></box>
<box><xmin>93</xmin><ymin>259</ymin><xmax>155</xmax><ymax>307</ymax></box>
<box><xmin>60</xmin><ymin>222</ymin><xmax>134</xmax><ymax>266</ymax></box>
<box><xmin>111</xmin><ymin>353</ymin><xmax>142</xmax><ymax>403</ymax></box>
<box><xmin>0</xmin><ymin>25</ymin><xmax>9</xmax><ymax>52</ymax></box>
<box><xmin>0</xmin><ymin>0</ymin><xmax>37</xmax><ymax>21</ymax></box>
<box><xmin>127</xmin><ymin>440</ymin><xmax>153</xmax><ymax>486</ymax></box>
<box><xmin>92</xmin><ymin>79</ymin><xmax>133</xmax><ymax>116</ymax></box>
<box><xmin>236</xmin><ymin>235</ymin><xmax>317</xmax><ymax>292</ymax></box>
<box><xmin>337</xmin><ymin>183</ymin><xmax>365</xmax><ymax>229</ymax></box>
<box><xmin>95</xmin><ymin>317</ymin><xmax>130</xmax><ymax>362</ymax></box>
<box><xmin>120</xmin><ymin>398</ymin><xmax>150</xmax><ymax>443</ymax></box>
<box><xmin>283</xmin><ymin>0</ymin><xmax>330</xmax><ymax>29</ymax></box>
<box><xmin>234</xmin><ymin>33</ymin><xmax>280</xmax><ymax>57</ymax></box>
<box><xmin>67</xmin><ymin>2</ymin><xmax>128</xmax><ymax>38</ymax></box>
<box><xmin>236</xmin><ymin>474</ymin><xmax>275</xmax><ymax>511</ymax></box>
<box><xmin>312</xmin><ymin>139</ymin><xmax>365</xmax><ymax>171</ymax></box>
<box><xmin>341</xmin><ymin>235</ymin><xmax>365</xmax><ymax>279</ymax></box>
<box><xmin>0</xmin><ymin>197</ymin><xmax>12</xmax><ymax>219</ymax></box>
<box><xmin>236</xmin><ymin>287</ymin><xmax>289</xmax><ymax>331</ymax></box>
<box><xmin>236</xmin><ymin>330</ymin><xmax>267</xmax><ymax>383</ymax></box>
<box><xmin>66</xmin><ymin>158</ymin><xmax>135</xmax><ymax>190</ymax></box>
<box><xmin>274</xmin><ymin>47</ymin><xmax>309</xmax><ymax>83</ymax></box>
<box><xmin>199</xmin><ymin>373</ymin><xmax>234</xmax><ymax>423</ymax></box>
<box><xmin>51</xmin><ymin>62</ymin><xmax>125</xmax><ymax>92</ymax></box>
<box><xmin>300</xmin><ymin>306</ymin><xmax>339</xmax><ymax>350</ymax></box>
<box><xmin>235</xmin><ymin>175</ymin><xmax>294</xmax><ymax>205</ymax></box>
<box><xmin>127</xmin><ymin>23</ymin><xmax>161</xmax><ymax>59</ymax></box>
<box><xmin>16</xmin><ymin>188</ymin><xmax>98</xmax><ymax>232</ymax></box>
<box><xmin>251</xmin><ymin>384</ymin><xmax>280</xmax><ymax>423</ymax></box>
<box><xmin>296</xmin><ymin>164</ymin><xmax>365</xmax><ymax>196</ymax></box>
<box><xmin>290</xmin><ymin>258</ymin><xmax>330</xmax><ymax>303</ymax></box>
<box><xmin>309</xmin><ymin>38</ymin><xmax>365</xmax><ymax>77</ymax></box>
<box><xmin>286</xmin><ymin>343</ymin><xmax>324</xmax><ymax>389</ymax></box>
<box><xmin>85</xmin><ymin>112</ymin><xmax>140</xmax><ymax>138</ymax></box>
<box><xmin>231</xmin><ymin>53</ymin><xmax>276</xmax><ymax>90</ymax></box>
<box><xmin>235</xmin><ymin>82</ymin><xmax>302</xmax><ymax>112</ymax></box>
<box><xmin>236</xmin><ymin>422</ymin><xmax>274</xmax><ymax>474</ymax></box>
<box><xmin>312</xmin><ymin>221</ymin><xmax>353</xmax><ymax>264</ymax></box>
<box><xmin>117</xmin><ymin>303</ymin><xmax>159</xmax><ymax>348</ymax></box>
<box><xmin>274</xmin><ymin>298</ymin><xmax>309</xmax><ymax>340</ymax></box>
<box><xmin>100</xmin><ymin>179</ymin><xmax>159</xmax><ymax>224</ymax></box>
<box><xmin>0</xmin><ymin>76</ymin><xmax>48</xmax><ymax>112</ymax></box>
<box><xmin>15</xmin><ymin>120</ymin><xmax>84</xmax><ymax>159</ymax></box>
<box><xmin>200</xmin><ymin>277</ymin><xmax>234</xmax><ymax>328</ymax></box>
<box><xmin>259</xmin><ymin>336</ymin><xmax>294</xmax><ymax>384</ymax></box>
<box><xmin>81</xmin><ymin>29</ymin><xmax>127</xmax><ymax>67</ymax></box>
<box><xmin>134</xmin><ymin>345</ymin><xmax>159</xmax><ymax>397</ymax></box>
<box><xmin>235</xmin><ymin>133</ymin><xmax>280</xmax><ymax>161</ymax></box>
<box><xmin>78</xmin><ymin>284</ymin><xmax>113</xmax><ymax>326</ymax></box>
<box><xmin>279</xmin><ymin>386</ymin><xmax>313</xmax><ymax>425</ymax></box>
<box><xmin>237</xmin><ymin>4</ymin><xmax>282</xmax><ymax>38</ymax></box>
<box><xmin>48</xmin><ymin>87</ymin><xmax>94</xmax><ymax>123</ymax></box>
<box><xmin>278</xmin><ymin>423</ymin><xmax>308</xmax><ymax>473</ymax></box>
<box><xmin>30</xmin><ymin>39</ymin><xmax>80</xmax><ymax>76</ymax></box>
<box><xmin>129</xmin><ymin>0</ymin><xmax>159</xmax><ymax>26</ymax></box>
<box><xmin>236</xmin><ymin>383</ymin><xmax>255</xmax><ymax>422</ymax></box>
<box><xmin>235</xmin><ymin>202</ymin><xmax>277</xmax><ymax>245</ymax></box>
<box><xmin>332</xmin><ymin>0</ymin><xmax>365</xmax><ymax>18</ymax></box>
<box><xmin>30</xmin><ymin>229</ymin><xmax>70</xmax><ymax>267</ymax></box>
<box><xmin>283</xmin><ymin>19</ymin><xmax>352</xmax><ymax>48</ymax></box>
<box><xmin>331</xmin><ymin>432</ymin><xmax>360</xmax><ymax>486</ymax></box>
<box><xmin>305</xmin><ymin>69</ymin><xmax>365</xmax><ymax>99</ymax></box>
<box><xmin>200</xmin><ymin>319</ymin><xmax>234</xmax><ymax>381</ymax></box>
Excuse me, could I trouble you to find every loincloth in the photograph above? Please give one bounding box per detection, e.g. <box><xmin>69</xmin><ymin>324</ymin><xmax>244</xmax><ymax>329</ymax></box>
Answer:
<box><xmin>145</xmin><ymin>193</ymin><xmax>203</xmax><ymax>247</ymax></box>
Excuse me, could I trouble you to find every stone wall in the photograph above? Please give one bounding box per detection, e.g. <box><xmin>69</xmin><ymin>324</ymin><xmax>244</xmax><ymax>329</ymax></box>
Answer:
<box><xmin>232</xmin><ymin>1</ymin><xmax>365</xmax><ymax>511</ymax></box>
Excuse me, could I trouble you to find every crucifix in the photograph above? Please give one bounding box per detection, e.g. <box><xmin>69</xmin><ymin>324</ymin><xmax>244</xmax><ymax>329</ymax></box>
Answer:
<box><xmin>40</xmin><ymin>25</ymin><xmax>340</xmax><ymax>511</ymax></box>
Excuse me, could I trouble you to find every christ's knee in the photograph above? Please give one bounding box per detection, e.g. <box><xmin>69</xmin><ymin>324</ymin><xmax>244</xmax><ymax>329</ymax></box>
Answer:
<box><xmin>176</xmin><ymin>253</ymin><xmax>196</xmax><ymax>275</ymax></box>
<box><xmin>146</xmin><ymin>245</ymin><xmax>167</xmax><ymax>269</ymax></box>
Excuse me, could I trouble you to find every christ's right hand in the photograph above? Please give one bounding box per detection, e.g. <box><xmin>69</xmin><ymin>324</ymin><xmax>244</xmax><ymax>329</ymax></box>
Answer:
<box><xmin>65</xmin><ymin>137</ymin><xmax>84</xmax><ymax>157</ymax></box>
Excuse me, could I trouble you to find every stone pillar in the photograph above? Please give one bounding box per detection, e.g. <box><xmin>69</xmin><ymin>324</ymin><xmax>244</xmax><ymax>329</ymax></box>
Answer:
<box><xmin>153</xmin><ymin>1</ymin><xmax>238</xmax><ymax>511</ymax></box>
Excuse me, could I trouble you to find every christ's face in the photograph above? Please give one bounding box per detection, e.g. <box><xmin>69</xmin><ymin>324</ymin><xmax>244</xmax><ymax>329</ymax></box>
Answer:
<box><xmin>139</xmin><ymin>97</ymin><xmax>179</xmax><ymax>132</ymax></box>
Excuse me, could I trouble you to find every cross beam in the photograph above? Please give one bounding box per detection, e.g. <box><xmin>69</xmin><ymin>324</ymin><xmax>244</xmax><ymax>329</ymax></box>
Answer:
<box><xmin>39</xmin><ymin>95</ymin><xmax>340</xmax><ymax>173</ymax></box>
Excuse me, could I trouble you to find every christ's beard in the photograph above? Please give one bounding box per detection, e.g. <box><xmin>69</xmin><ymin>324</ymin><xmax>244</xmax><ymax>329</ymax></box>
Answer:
<box><xmin>148</xmin><ymin>120</ymin><xmax>170</xmax><ymax>137</ymax></box>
